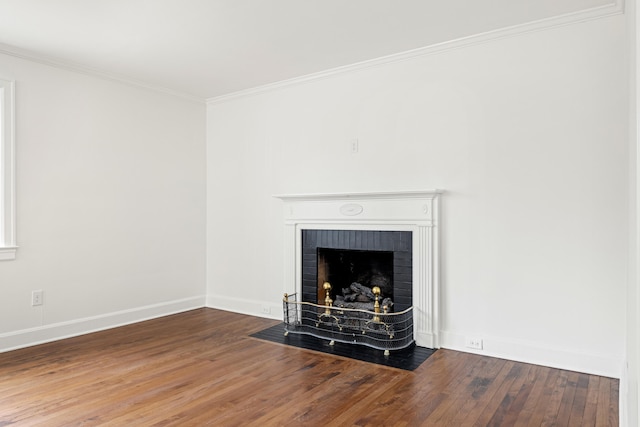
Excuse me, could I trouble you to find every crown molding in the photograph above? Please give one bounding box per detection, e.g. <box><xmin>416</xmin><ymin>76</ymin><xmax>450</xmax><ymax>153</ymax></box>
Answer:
<box><xmin>207</xmin><ymin>0</ymin><xmax>624</xmax><ymax>105</ymax></box>
<box><xmin>0</xmin><ymin>43</ymin><xmax>205</xmax><ymax>104</ymax></box>
<box><xmin>0</xmin><ymin>0</ymin><xmax>623</xmax><ymax>105</ymax></box>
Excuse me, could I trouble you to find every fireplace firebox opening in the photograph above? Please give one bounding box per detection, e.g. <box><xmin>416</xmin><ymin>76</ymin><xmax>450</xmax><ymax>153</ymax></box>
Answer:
<box><xmin>302</xmin><ymin>229</ymin><xmax>413</xmax><ymax>312</ymax></box>
<box><xmin>317</xmin><ymin>248</ymin><xmax>394</xmax><ymax>312</ymax></box>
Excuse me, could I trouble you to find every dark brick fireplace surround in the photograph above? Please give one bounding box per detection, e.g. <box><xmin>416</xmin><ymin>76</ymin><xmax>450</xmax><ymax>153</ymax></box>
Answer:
<box><xmin>301</xmin><ymin>229</ymin><xmax>413</xmax><ymax>312</ymax></box>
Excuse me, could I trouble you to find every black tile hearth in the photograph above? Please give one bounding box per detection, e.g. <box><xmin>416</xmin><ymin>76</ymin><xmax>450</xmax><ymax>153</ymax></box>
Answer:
<box><xmin>250</xmin><ymin>323</ymin><xmax>435</xmax><ymax>371</ymax></box>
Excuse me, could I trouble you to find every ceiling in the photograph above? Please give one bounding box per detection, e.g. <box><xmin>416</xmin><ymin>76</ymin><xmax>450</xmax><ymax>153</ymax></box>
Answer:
<box><xmin>0</xmin><ymin>0</ymin><xmax>617</xmax><ymax>100</ymax></box>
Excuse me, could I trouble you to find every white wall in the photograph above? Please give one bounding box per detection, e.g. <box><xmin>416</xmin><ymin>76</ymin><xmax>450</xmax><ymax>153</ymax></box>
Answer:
<box><xmin>207</xmin><ymin>15</ymin><xmax>628</xmax><ymax>377</ymax></box>
<box><xmin>0</xmin><ymin>53</ymin><xmax>207</xmax><ymax>350</ymax></box>
<box><xmin>625</xmin><ymin>0</ymin><xmax>640</xmax><ymax>425</ymax></box>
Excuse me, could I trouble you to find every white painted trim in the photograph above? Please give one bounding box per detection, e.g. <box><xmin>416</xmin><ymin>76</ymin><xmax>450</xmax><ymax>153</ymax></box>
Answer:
<box><xmin>620</xmin><ymin>357</ymin><xmax>629</xmax><ymax>426</ymax></box>
<box><xmin>207</xmin><ymin>0</ymin><xmax>624</xmax><ymax>105</ymax></box>
<box><xmin>0</xmin><ymin>246</ymin><xmax>17</xmax><ymax>260</ymax></box>
<box><xmin>440</xmin><ymin>330</ymin><xmax>622</xmax><ymax>378</ymax></box>
<box><xmin>206</xmin><ymin>294</ymin><xmax>282</xmax><ymax>321</ymax></box>
<box><xmin>0</xmin><ymin>43</ymin><xmax>204</xmax><ymax>104</ymax></box>
<box><xmin>0</xmin><ymin>78</ymin><xmax>16</xmax><ymax>260</ymax></box>
<box><xmin>274</xmin><ymin>190</ymin><xmax>444</xmax><ymax>202</ymax></box>
<box><xmin>0</xmin><ymin>296</ymin><xmax>206</xmax><ymax>353</ymax></box>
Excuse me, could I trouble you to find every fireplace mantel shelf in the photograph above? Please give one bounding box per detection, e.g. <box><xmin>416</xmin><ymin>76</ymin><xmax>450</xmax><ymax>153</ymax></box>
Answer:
<box><xmin>274</xmin><ymin>189</ymin><xmax>443</xmax><ymax>202</ymax></box>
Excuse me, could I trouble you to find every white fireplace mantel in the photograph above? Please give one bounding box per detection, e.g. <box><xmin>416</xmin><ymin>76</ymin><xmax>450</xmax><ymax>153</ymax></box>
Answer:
<box><xmin>274</xmin><ymin>190</ymin><xmax>442</xmax><ymax>349</ymax></box>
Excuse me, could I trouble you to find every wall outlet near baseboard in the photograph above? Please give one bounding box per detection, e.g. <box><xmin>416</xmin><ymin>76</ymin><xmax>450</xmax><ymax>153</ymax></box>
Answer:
<box><xmin>31</xmin><ymin>290</ymin><xmax>43</xmax><ymax>306</ymax></box>
<box><xmin>465</xmin><ymin>337</ymin><xmax>483</xmax><ymax>350</ymax></box>
<box><xmin>261</xmin><ymin>305</ymin><xmax>271</xmax><ymax>315</ymax></box>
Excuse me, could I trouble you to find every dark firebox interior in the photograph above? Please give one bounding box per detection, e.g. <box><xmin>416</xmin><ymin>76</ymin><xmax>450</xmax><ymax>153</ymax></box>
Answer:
<box><xmin>317</xmin><ymin>248</ymin><xmax>394</xmax><ymax>305</ymax></box>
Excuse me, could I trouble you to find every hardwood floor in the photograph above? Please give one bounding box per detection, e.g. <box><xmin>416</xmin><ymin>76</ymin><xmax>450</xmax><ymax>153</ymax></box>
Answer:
<box><xmin>0</xmin><ymin>308</ymin><xmax>618</xmax><ymax>426</ymax></box>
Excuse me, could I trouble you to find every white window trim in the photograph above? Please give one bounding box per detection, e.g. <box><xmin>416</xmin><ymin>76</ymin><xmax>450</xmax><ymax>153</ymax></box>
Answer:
<box><xmin>0</xmin><ymin>78</ymin><xmax>16</xmax><ymax>260</ymax></box>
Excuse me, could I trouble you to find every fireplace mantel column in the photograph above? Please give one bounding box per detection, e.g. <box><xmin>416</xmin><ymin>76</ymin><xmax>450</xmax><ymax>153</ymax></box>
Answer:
<box><xmin>415</xmin><ymin>223</ymin><xmax>439</xmax><ymax>348</ymax></box>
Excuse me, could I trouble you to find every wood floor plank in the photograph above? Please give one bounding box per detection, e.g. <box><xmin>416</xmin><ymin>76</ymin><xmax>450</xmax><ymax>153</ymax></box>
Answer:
<box><xmin>541</xmin><ymin>369</ymin><xmax>570</xmax><ymax>426</ymax></box>
<box><xmin>609</xmin><ymin>376</ymin><xmax>620</xmax><ymax>426</ymax></box>
<box><xmin>581</xmin><ymin>375</ymin><xmax>601</xmax><ymax>427</ymax></box>
<box><xmin>508</xmin><ymin>364</ymin><xmax>546</xmax><ymax>427</ymax></box>
<box><xmin>487</xmin><ymin>363</ymin><xmax>534</xmax><ymax>426</ymax></box>
<box><xmin>450</xmin><ymin>359</ymin><xmax>514</xmax><ymax>427</ymax></box>
<box><xmin>596</xmin><ymin>371</ymin><xmax>612</xmax><ymax>426</ymax></box>
<box><xmin>0</xmin><ymin>308</ymin><xmax>619</xmax><ymax>426</ymax></box>
<box><xmin>420</xmin><ymin>353</ymin><xmax>495</xmax><ymax>425</ymax></box>
<box><xmin>374</xmin><ymin>349</ymin><xmax>471</xmax><ymax>425</ymax></box>
<box><xmin>555</xmin><ymin>371</ymin><xmax>580</xmax><ymax>426</ymax></box>
<box><xmin>524</xmin><ymin>367</ymin><xmax>561</xmax><ymax>427</ymax></box>
<box><xmin>469</xmin><ymin>361</ymin><xmax>520</xmax><ymax>426</ymax></box>
<box><xmin>567</xmin><ymin>373</ymin><xmax>590</xmax><ymax>426</ymax></box>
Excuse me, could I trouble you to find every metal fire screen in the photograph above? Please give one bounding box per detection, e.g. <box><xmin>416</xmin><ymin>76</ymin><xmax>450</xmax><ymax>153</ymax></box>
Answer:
<box><xmin>282</xmin><ymin>286</ymin><xmax>414</xmax><ymax>356</ymax></box>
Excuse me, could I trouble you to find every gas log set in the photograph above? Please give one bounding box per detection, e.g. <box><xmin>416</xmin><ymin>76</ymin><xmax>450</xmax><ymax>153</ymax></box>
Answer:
<box><xmin>335</xmin><ymin>281</ymin><xmax>394</xmax><ymax>313</ymax></box>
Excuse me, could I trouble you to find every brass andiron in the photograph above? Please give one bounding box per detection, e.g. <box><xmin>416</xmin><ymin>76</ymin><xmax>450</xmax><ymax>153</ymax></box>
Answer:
<box><xmin>323</xmin><ymin>282</ymin><xmax>333</xmax><ymax>315</ymax></box>
<box><xmin>372</xmin><ymin>286</ymin><xmax>381</xmax><ymax>322</ymax></box>
<box><xmin>317</xmin><ymin>282</ymin><xmax>342</xmax><ymax>336</ymax></box>
<box><xmin>363</xmin><ymin>286</ymin><xmax>394</xmax><ymax>353</ymax></box>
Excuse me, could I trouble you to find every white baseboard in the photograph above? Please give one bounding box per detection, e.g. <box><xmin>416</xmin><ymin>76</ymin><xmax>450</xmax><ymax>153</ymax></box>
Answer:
<box><xmin>415</xmin><ymin>331</ymin><xmax>436</xmax><ymax>349</ymax></box>
<box><xmin>3</xmin><ymin>295</ymin><xmax>622</xmax><ymax>380</ymax></box>
<box><xmin>440</xmin><ymin>330</ymin><xmax>622</xmax><ymax>378</ymax></box>
<box><xmin>0</xmin><ymin>296</ymin><xmax>206</xmax><ymax>353</ymax></box>
<box><xmin>206</xmin><ymin>298</ymin><xmax>622</xmax><ymax>378</ymax></box>
<box><xmin>206</xmin><ymin>294</ymin><xmax>282</xmax><ymax>321</ymax></box>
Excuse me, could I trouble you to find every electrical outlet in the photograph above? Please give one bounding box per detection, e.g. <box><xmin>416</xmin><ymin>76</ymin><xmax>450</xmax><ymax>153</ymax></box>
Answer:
<box><xmin>261</xmin><ymin>305</ymin><xmax>271</xmax><ymax>315</ymax></box>
<box><xmin>465</xmin><ymin>337</ymin><xmax>483</xmax><ymax>350</ymax></box>
<box><xmin>31</xmin><ymin>290</ymin><xmax>43</xmax><ymax>306</ymax></box>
